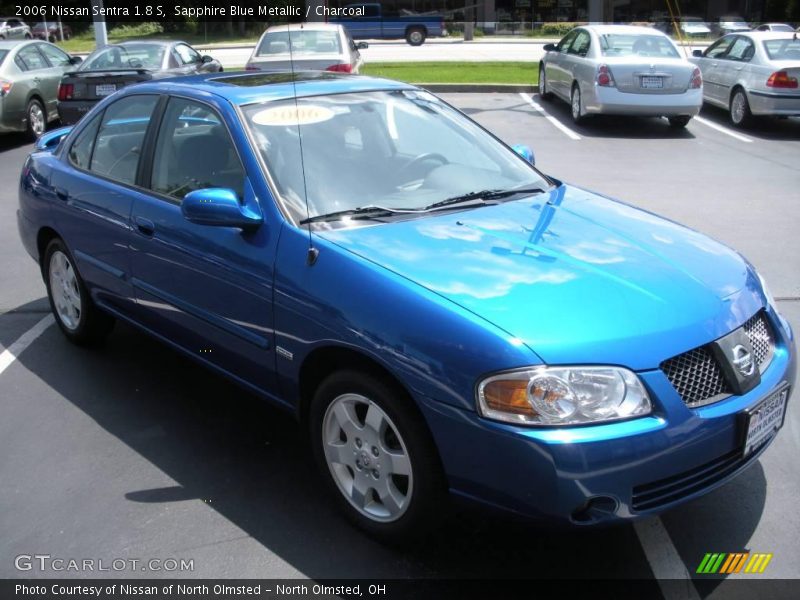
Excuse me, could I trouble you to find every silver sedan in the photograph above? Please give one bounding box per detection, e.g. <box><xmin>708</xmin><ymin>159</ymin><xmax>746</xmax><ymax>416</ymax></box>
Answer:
<box><xmin>691</xmin><ymin>31</ymin><xmax>800</xmax><ymax>126</ymax></box>
<box><xmin>540</xmin><ymin>25</ymin><xmax>703</xmax><ymax>127</ymax></box>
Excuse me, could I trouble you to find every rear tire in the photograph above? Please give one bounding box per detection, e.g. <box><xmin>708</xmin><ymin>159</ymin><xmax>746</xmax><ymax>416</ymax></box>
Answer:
<box><xmin>310</xmin><ymin>370</ymin><xmax>447</xmax><ymax>544</ymax></box>
<box><xmin>729</xmin><ymin>88</ymin><xmax>752</xmax><ymax>128</ymax></box>
<box><xmin>539</xmin><ymin>64</ymin><xmax>552</xmax><ymax>100</ymax></box>
<box><xmin>406</xmin><ymin>27</ymin><xmax>426</xmax><ymax>46</ymax></box>
<box><xmin>25</xmin><ymin>98</ymin><xmax>46</xmax><ymax>140</ymax></box>
<box><xmin>43</xmin><ymin>239</ymin><xmax>115</xmax><ymax>346</ymax></box>
<box><xmin>668</xmin><ymin>115</ymin><xmax>692</xmax><ymax>128</ymax></box>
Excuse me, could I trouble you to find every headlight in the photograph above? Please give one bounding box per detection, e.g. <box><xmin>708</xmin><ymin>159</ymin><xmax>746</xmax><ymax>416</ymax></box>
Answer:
<box><xmin>477</xmin><ymin>366</ymin><xmax>651</xmax><ymax>426</ymax></box>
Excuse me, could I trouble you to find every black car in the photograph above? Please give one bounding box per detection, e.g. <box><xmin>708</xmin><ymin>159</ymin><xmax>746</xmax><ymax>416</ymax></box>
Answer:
<box><xmin>57</xmin><ymin>40</ymin><xmax>222</xmax><ymax>124</ymax></box>
<box><xmin>32</xmin><ymin>22</ymin><xmax>72</xmax><ymax>42</ymax></box>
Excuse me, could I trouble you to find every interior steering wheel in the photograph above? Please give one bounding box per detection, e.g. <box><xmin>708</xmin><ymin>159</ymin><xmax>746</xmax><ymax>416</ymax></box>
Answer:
<box><xmin>395</xmin><ymin>152</ymin><xmax>449</xmax><ymax>181</ymax></box>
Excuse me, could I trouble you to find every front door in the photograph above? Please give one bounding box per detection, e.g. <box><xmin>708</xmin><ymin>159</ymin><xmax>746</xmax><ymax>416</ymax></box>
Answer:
<box><xmin>129</xmin><ymin>96</ymin><xmax>278</xmax><ymax>392</ymax></box>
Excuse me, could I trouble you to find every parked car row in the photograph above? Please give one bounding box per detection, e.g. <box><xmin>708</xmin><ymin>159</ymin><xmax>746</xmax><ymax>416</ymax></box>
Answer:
<box><xmin>540</xmin><ymin>25</ymin><xmax>800</xmax><ymax>128</ymax></box>
<box><xmin>654</xmin><ymin>16</ymin><xmax>798</xmax><ymax>38</ymax></box>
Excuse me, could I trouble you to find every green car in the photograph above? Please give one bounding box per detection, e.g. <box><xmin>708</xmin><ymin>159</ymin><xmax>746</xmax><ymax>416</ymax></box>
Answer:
<box><xmin>0</xmin><ymin>39</ymin><xmax>80</xmax><ymax>139</ymax></box>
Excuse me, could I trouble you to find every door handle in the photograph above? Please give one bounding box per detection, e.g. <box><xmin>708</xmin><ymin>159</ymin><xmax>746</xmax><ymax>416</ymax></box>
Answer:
<box><xmin>54</xmin><ymin>187</ymin><xmax>69</xmax><ymax>201</ymax></box>
<box><xmin>134</xmin><ymin>216</ymin><xmax>155</xmax><ymax>237</ymax></box>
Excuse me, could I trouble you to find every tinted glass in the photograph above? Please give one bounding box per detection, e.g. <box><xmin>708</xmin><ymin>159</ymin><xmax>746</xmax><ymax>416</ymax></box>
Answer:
<box><xmin>600</xmin><ymin>34</ymin><xmax>680</xmax><ymax>58</ymax></box>
<box><xmin>90</xmin><ymin>95</ymin><xmax>158</xmax><ymax>185</ymax></box>
<box><xmin>17</xmin><ymin>46</ymin><xmax>48</xmax><ymax>71</ymax></box>
<box><xmin>150</xmin><ymin>98</ymin><xmax>244</xmax><ymax>201</ymax></box>
<box><xmin>81</xmin><ymin>44</ymin><xmax>164</xmax><ymax>70</ymax></box>
<box><xmin>763</xmin><ymin>38</ymin><xmax>800</xmax><ymax>60</ymax></box>
<box><xmin>257</xmin><ymin>30</ymin><xmax>342</xmax><ymax>56</ymax></box>
<box><xmin>68</xmin><ymin>114</ymin><xmax>101</xmax><ymax>170</ymax></box>
<box><xmin>38</xmin><ymin>43</ymin><xmax>71</xmax><ymax>67</ymax></box>
<box><xmin>242</xmin><ymin>90</ymin><xmax>549</xmax><ymax>224</ymax></box>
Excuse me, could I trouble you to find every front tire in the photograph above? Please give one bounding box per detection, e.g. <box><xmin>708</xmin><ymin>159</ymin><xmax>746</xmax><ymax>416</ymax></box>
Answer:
<box><xmin>539</xmin><ymin>64</ymin><xmax>552</xmax><ymax>100</ymax></box>
<box><xmin>406</xmin><ymin>27</ymin><xmax>426</xmax><ymax>46</ymax></box>
<box><xmin>729</xmin><ymin>88</ymin><xmax>752</xmax><ymax>127</ymax></box>
<box><xmin>668</xmin><ymin>115</ymin><xmax>692</xmax><ymax>128</ymax></box>
<box><xmin>570</xmin><ymin>83</ymin><xmax>586</xmax><ymax>124</ymax></box>
<box><xmin>44</xmin><ymin>239</ymin><xmax>114</xmax><ymax>346</ymax></box>
<box><xmin>310</xmin><ymin>370</ymin><xmax>446</xmax><ymax>544</ymax></box>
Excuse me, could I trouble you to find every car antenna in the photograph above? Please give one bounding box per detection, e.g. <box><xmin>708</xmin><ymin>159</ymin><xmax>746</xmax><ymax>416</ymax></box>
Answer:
<box><xmin>288</xmin><ymin>20</ymin><xmax>319</xmax><ymax>266</ymax></box>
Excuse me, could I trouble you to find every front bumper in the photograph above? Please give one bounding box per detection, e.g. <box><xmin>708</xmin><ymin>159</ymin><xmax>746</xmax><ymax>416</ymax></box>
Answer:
<box><xmin>586</xmin><ymin>85</ymin><xmax>703</xmax><ymax>117</ymax></box>
<box><xmin>419</xmin><ymin>308</ymin><xmax>796</xmax><ymax>525</ymax></box>
<box><xmin>748</xmin><ymin>90</ymin><xmax>800</xmax><ymax>117</ymax></box>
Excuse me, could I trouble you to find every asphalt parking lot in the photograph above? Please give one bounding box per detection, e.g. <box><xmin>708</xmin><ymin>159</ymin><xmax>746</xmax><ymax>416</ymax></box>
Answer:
<box><xmin>0</xmin><ymin>95</ymin><xmax>798</xmax><ymax>597</ymax></box>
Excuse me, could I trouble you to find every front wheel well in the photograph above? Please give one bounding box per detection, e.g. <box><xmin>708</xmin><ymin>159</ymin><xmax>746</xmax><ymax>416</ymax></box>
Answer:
<box><xmin>297</xmin><ymin>346</ymin><xmax>415</xmax><ymax>426</ymax></box>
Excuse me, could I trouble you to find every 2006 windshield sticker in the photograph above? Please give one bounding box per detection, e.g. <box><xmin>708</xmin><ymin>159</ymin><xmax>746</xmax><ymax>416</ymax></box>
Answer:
<box><xmin>252</xmin><ymin>105</ymin><xmax>335</xmax><ymax>127</ymax></box>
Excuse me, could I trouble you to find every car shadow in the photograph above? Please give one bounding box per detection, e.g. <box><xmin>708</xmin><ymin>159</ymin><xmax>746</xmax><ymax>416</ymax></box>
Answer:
<box><xmin>9</xmin><ymin>306</ymin><xmax>768</xmax><ymax>583</ymax></box>
<box><xmin>698</xmin><ymin>105</ymin><xmax>800</xmax><ymax>141</ymax></box>
<box><xmin>535</xmin><ymin>96</ymin><xmax>698</xmax><ymax>139</ymax></box>
<box><xmin>0</xmin><ymin>133</ymin><xmax>33</xmax><ymax>154</ymax></box>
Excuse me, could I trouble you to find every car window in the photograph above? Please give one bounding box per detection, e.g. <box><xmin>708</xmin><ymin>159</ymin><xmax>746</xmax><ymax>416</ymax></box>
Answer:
<box><xmin>257</xmin><ymin>30</ymin><xmax>342</xmax><ymax>56</ymax></box>
<box><xmin>557</xmin><ymin>31</ymin><xmax>578</xmax><ymax>53</ymax></box>
<box><xmin>150</xmin><ymin>98</ymin><xmax>245</xmax><ymax>202</ymax></box>
<box><xmin>705</xmin><ymin>37</ymin><xmax>735</xmax><ymax>58</ymax></box>
<box><xmin>68</xmin><ymin>114</ymin><xmax>102</xmax><ymax>170</ymax></box>
<box><xmin>81</xmin><ymin>44</ymin><xmax>165</xmax><ymax>71</ymax></box>
<box><xmin>569</xmin><ymin>31</ymin><xmax>591</xmax><ymax>56</ymax></box>
<box><xmin>726</xmin><ymin>37</ymin><xmax>755</xmax><ymax>61</ymax></box>
<box><xmin>600</xmin><ymin>34</ymin><xmax>680</xmax><ymax>58</ymax></box>
<box><xmin>16</xmin><ymin>45</ymin><xmax>49</xmax><ymax>71</ymax></box>
<box><xmin>89</xmin><ymin>95</ymin><xmax>159</xmax><ymax>186</ymax></box>
<box><xmin>37</xmin><ymin>43</ymin><xmax>71</xmax><ymax>67</ymax></box>
<box><xmin>763</xmin><ymin>38</ymin><xmax>800</xmax><ymax>60</ymax></box>
<box><xmin>174</xmin><ymin>43</ymin><xmax>200</xmax><ymax>65</ymax></box>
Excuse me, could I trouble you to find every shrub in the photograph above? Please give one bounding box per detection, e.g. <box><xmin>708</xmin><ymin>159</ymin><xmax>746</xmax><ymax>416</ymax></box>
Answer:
<box><xmin>538</xmin><ymin>22</ymin><xmax>588</xmax><ymax>36</ymax></box>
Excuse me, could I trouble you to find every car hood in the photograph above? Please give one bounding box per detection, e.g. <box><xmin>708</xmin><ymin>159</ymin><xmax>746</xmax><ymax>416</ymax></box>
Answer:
<box><xmin>319</xmin><ymin>184</ymin><xmax>764</xmax><ymax>370</ymax></box>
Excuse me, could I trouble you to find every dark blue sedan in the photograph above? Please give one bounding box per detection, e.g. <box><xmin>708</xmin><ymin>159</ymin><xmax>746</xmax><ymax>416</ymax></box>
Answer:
<box><xmin>17</xmin><ymin>72</ymin><xmax>796</xmax><ymax>542</ymax></box>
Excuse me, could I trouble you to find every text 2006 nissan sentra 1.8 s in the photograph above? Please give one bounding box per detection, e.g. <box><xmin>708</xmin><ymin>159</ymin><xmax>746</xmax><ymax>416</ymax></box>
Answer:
<box><xmin>18</xmin><ymin>72</ymin><xmax>795</xmax><ymax>542</ymax></box>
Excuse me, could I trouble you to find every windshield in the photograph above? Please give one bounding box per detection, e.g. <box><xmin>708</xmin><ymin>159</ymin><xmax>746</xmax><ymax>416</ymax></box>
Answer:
<box><xmin>241</xmin><ymin>90</ymin><xmax>548</xmax><ymax>225</ymax></box>
<box><xmin>600</xmin><ymin>34</ymin><xmax>680</xmax><ymax>58</ymax></box>
<box><xmin>80</xmin><ymin>44</ymin><xmax>164</xmax><ymax>71</ymax></box>
<box><xmin>763</xmin><ymin>38</ymin><xmax>800</xmax><ymax>60</ymax></box>
<box><xmin>257</xmin><ymin>30</ymin><xmax>342</xmax><ymax>56</ymax></box>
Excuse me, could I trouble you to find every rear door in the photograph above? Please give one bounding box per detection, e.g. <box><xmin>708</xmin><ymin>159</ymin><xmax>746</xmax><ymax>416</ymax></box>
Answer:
<box><xmin>128</xmin><ymin>96</ymin><xmax>278</xmax><ymax>392</ymax></box>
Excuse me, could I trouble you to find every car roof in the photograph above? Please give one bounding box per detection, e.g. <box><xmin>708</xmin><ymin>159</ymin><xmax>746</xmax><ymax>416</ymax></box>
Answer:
<box><xmin>128</xmin><ymin>71</ymin><xmax>416</xmax><ymax>105</ymax></box>
<box><xmin>0</xmin><ymin>39</ymin><xmax>33</xmax><ymax>50</ymax></box>
<box><xmin>584</xmin><ymin>25</ymin><xmax>669</xmax><ymax>36</ymax></box>
<box><xmin>729</xmin><ymin>31</ymin><xmax>798</xmax><ymax>40</ymax></box>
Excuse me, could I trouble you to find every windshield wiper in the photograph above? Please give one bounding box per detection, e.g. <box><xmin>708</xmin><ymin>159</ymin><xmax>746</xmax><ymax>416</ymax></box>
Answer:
<box><xmin>299</xmin><ymin>205</ymin><xmax>412</xmax><ymax>225</ymax></box>
<box><xmin>423</xmin><ymin>187</ymin><xmax>547</xmax><ymax>212</ymax></box>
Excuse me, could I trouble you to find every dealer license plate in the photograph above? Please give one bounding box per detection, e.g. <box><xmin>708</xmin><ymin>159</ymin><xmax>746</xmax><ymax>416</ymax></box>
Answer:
<box><xmin>641</xmin><ymin>76</ymin><xmax>664</xmax><ymax>89</ymax></box>
<box><xmin>743</xmin><ymin>386</ymin><xmax>789</xmax><ymax>457</ymax></box>
<box><xmin>96</xmin><ymin>84</ymin><xmax>117</xmax><ymax>97</ymax></box>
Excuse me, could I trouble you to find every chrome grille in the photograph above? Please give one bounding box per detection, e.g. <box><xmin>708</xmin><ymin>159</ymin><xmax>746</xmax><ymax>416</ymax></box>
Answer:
<box><xmin>661</xmin><ymin>347</ymin><xmax>731</xmax><ymax>407</ymax></box>
<box><xmin>661</xmin><ymin>311</ymin><xmax>776</xmax><ymax>407</ymax></box>
<box><xmin>743</xmin><ymin>312</ymin><xmax>774</xmax><ymax>372</ymax></box>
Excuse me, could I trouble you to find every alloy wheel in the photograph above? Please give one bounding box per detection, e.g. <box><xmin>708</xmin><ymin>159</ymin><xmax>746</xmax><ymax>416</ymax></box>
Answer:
<box><xmin>322</xmin><ymin>393</ymin><xmax>413</xmax><ymax>522</ymax></box>
<box><xmin>49</xmin><ymin>250</ymin><xmax>82</xmax><ymax>330</ymax></box>
<box><xmin>731</xmin><ymin>91</ymin><xmax>746</xmax><ymax>125</ymax></box>
<box><xmin>28</xmin><ymin>102</ymin><xmax>45</xmax><ymax>137</ymax></box>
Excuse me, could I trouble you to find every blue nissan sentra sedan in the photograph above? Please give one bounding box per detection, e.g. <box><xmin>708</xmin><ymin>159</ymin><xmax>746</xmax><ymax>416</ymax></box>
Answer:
<box><xmin>17</xmin><ymin>72</ymin><xmax>796</xmax><ymax>542</ymax></box>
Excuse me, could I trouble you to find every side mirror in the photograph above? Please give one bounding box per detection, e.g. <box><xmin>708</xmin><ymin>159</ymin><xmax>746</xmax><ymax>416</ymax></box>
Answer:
<box><xmin>543</xmin><ymin>43</ymin><xmax>556</xmax><ymax>52</ymax></box>
<box><xmin>34</xmin><ymin>126</ymin><xmax>73</xmax><ymax>151</ymax></box>
<box><xmin>692</xmin><ymin>49</ymin><xmax>703</xmax><ymax>57</ymax></box>
<box><xmin>182</xmin><ymin>188</ymin><xmax>263</xmax><ymax>230</ymax></box>
<box><xmin>357</xmin><ymin>41</ymin><xmax>369</xmax><ymax>50</ymax></box>
<box><xmin>512</xmin><ymin>144</ymin><xmax>535</xmax><ymax>165</ymax></box>
<box><xmin>201</xmin><ymin>55</ymin><xmax>214</xmax><ymax>64</ymax></box>
<box><xmin>69</xmin><ymin>56</ymin><xmax>83</xmax><ymax>65</ymax></box>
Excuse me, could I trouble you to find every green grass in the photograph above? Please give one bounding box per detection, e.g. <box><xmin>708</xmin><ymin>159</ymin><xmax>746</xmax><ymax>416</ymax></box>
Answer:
<box><xmin>362</xmin><ymin>62</ymin><xmax>538</xmax><ymax>84</ymax></box>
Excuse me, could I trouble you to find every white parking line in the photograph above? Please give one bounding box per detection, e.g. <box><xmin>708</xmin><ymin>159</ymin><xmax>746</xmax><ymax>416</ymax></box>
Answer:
<box><xmin>634</xmin><ymin>518</ymin><xmax>701</xmax><ymax>600</ymax></box>
<box><xmin>0</xmin><ymin>315</ymin><xmax>54</xmax><ymax>376</ymax></box>
<box><xmin>518</xmin><ymin>92</ymin><xmax>582</xmax><ymax>140</ymax></box>
<box><xmin>694</xmin><ymin>116</ymin><xmax>754</xmax><ymax>143</ymax></box>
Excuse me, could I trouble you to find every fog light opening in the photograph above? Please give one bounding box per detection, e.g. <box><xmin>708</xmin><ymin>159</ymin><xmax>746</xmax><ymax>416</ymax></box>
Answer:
<box><xmin>571</xmin><ymin>496</ymin><xmax>619</xmax><ymax>524</ymax></box>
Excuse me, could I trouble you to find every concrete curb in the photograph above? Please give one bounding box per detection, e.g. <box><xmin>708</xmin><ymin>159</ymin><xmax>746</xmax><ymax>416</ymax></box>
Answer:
<box><xmin>418</xmin><ymin>83</ymin><xmax>538</xmax><ymax>93</ymax></box>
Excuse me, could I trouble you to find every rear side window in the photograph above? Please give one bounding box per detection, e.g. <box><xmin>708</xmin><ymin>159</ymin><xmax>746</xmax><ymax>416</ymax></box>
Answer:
<box><xmin>150</xmin><ymin>98</ymin><xmax>244</xmax><ymax>201</ymax></box>
<box><xmin>16</xmin><ymin>45</ymin><xmax>48</xmax><ymax>71</ymax></box>
<box><xmin>89</xmin><ymin>95</ymin><xmax>158</xmax><ymax>186</ymax></box>
<box><xmin>38</xmin><ymin>43</ymin><xmax>71</xmax><ymax>67</ymax></box>
<box><xmin>68</xmin><ymin>114</ymin><xmax>101</xmax><ymax>170</ymax></box>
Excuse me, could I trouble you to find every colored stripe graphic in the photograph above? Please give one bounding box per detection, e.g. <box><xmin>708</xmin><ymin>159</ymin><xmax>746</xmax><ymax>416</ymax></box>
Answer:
<box><xmin>697</xmin><ymin>552</ymin><xmax>772</xmax><ymax>574</ymax></box>
<box><xmin>745</xmin><ymin>553</ymin><xmax>773</xmax><ymax>573</ymax></box>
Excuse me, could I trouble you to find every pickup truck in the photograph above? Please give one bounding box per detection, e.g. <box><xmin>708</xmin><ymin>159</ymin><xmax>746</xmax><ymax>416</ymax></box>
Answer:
<box><xmin>329</xmin><ymin>3</ymin><xmax>445</xmax><ymax>46</ymax></box>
